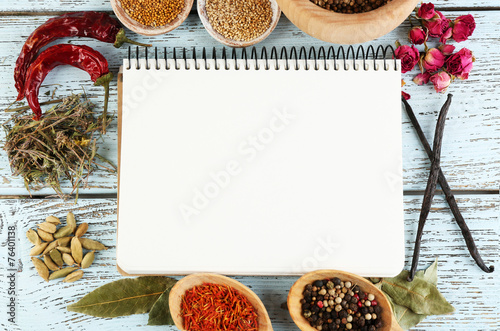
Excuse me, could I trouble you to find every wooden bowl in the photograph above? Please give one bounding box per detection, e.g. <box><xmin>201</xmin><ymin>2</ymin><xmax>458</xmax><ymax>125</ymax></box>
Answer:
<box><xmin>276</xmin><ymin>0</ymin><xmax>420</xmax><ymax>44</ymax></box>
<box><xmin>110</xmin><ymin>0</ymin><xmax>194</xmax><ymax>36</ymax></box>
<box><xmin>288</xmin><ymin>270</ymin><xmax>402</xmax><ymax>331</ymax></box>
<box><xmin>198</xmin><ymin>0</ymin><xmax>281</xmax><ymax>47</ymax></box>
<box><xmin>169</xmin><ymin>273</ymin><xmax>273</xmax><ymax>331</ymax></box>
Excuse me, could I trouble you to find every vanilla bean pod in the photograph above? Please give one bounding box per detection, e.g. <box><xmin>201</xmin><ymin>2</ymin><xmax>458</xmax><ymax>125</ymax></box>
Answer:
<box><xmin>402</xmin><ymin>97</ymin><xmax>494</xmax><ymax>275</ymax></box>
<box><xmin>407</xmin><ymin>94</ymin><xmax>452</xmax><ymax>282</ymax></box>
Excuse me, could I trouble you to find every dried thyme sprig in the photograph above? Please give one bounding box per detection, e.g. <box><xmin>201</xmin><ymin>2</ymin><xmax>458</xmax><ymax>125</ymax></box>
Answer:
<box><xmin>3</xmin><ymin>95</ymin><xmax>115</xmax><ymax>199</ymax></box>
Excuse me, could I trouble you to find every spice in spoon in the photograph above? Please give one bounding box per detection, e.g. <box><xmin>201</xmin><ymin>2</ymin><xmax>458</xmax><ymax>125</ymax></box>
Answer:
<box><xmin>181</xmin><ymin>283</ymin><xmax>259</xmax><ymax>330</ymax></box>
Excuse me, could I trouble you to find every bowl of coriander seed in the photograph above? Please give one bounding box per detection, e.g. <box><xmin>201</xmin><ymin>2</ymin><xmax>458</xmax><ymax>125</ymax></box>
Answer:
<box><xmin>275</xmin><ymin>0</ymin><xmax>421</xmax><ymax>44</ymax></box>
<box><xmin>198</xmin><ymin>0</ymin><xmax>281</xmax><ymax>47</ymax></box>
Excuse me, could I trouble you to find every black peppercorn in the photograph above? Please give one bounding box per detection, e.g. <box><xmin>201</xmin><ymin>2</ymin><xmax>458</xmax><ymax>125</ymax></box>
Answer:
<box><xmin>314</xmin><ymin>280</ymin><xmax>324</xmax><ymax>287</ymax></box>
<box><xmin>312</xmin><ymin>305</ymin><xmax>320</xmax><ymax>313</ymax></box>
<box><xmin>368</xmin><ymin>326</ymin><xmax>376</xmax><ymax>331</ymax></box>
<box><xmin>332</xmin><ymin>277</ymin><xmax>341</xmax><ymax>286</ymax></box>
<box><xmin>352</xmin><ymin>285</ymin><xmax>360</xmax><ymax>293</ymax></box>
<box><xmin>339</xmin><ymin>310</ymin><xmax>347</xmax><ymax>319</ymax></box>
<box><xmin>345</xmin><ymin>294</ymin><xmax>352</xmax><ymax>302</ymax></box>
<box><xmin>318</xmin><ymin>295</ymin><xmax>324</xmax><ymax>301</ymax></box>
<box><xmin>360</xmin><ymin>307</ymin><xmax>368</xmax><ymax>315</ymax></box>
<box><xmin>305</xmin><ymin>284</ymin><xmax>313</xmax><ymax>291</ymax></box>
<box><xmin>312</xmin><ymin>291</ymin><xmax>318</xmax><ymax>297</ymax></box>
<box><xmin>373</xmin><ymin>306</ymin><xmax>382</xmax><ymax>314</ymax></box>
<box><xmin>368</xmin><ymin>306</ymin><xmax>374</xmax><ymax>313</ymax></box>
<box><xmin>311</xmin><ymin>315</ymin><xmax>318</xmax><ymax>322</ymax></box>
<box><xmin>302</xmin><ymin>303</ymin><xmax>311</xmax><ymax>310</ymax></box>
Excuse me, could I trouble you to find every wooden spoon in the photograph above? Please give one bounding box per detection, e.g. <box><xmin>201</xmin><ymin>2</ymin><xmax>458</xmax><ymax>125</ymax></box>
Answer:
<box><xmin>169</xmin><ymin>273</ymin><xmax>273</xmax><ymax>331</ymax></box>
<box><xmin>288</xmin><ymin>270</ymin><xmax>403</xmax><ymax>331</ymax></box>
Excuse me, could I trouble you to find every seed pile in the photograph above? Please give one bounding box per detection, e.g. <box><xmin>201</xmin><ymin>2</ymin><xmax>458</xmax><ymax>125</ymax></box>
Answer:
<box><xmin>120</xmin><ymin>0</ymin><xmax>185</xmax><ymax>27</ymax></box>
<box><xmin>205</xmin><ymin>0</ymin><xmax>273</xmax><ymax>42</ymax></box>
<box><xmin>301</xmin><ymin>278</ymin><xmax>383</xmax><ymax>330</ymax></box>
<box><xmin>310</xmin><ymin>0</ymin><xmax>392</xmax><ymax>14</ymax></box>
<box><xmin>28</xmin><ymin>212</ymin><xmax>107</xmax><ymax>283</ymax></box>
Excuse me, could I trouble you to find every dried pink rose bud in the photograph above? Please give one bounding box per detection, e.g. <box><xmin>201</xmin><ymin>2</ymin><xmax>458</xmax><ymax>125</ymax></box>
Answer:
<box><xmin>452</xmin><ymin>14</ymin><xmax>476</xmax><ymax>42</ymax></box>
<box><xmin>417</xmin><ymin>3</ymin><xmax>436</xmax><ymax>20</ymax></box>
<box><xmin>421</xmin><ymin>48</ymin><xmax>445</xmax><ymax>73</ymax></box>
<box><xmin>395</xmin><ymin>45</ymin><xmax>420</xmax><ymax>73</ymax></box>
<box><xmin>408</xmin><ymin>26</ymin><xmax>427</xmax><ymax>45</ymax></box>
<box><xmin>445</xmin><ymin>48</ymin><xmax>474</xmax><ymax>80</ymax></box>
<box><xmin>430</xmin><ymin>71</ymin><xmax>451</xmax><ymax>93</ymax></box>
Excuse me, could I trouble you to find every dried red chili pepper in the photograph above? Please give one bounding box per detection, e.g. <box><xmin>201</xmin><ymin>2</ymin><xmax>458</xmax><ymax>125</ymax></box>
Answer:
<box><xmin>15</xmin><ymin>11</ymin><xmax>150</xmax><ymax>101</ymax></box>
<box><xmin>24</xmin><ymin>44</ymin><xmax>112</xmax><ymax>125</ymax></box>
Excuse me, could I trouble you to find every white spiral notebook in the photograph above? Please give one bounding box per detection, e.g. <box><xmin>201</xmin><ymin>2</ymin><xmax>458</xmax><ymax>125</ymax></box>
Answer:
<box><xmin>117</xmin><ymin>46</ymin><xmax>404</xmax><ymax>277</ymax></box>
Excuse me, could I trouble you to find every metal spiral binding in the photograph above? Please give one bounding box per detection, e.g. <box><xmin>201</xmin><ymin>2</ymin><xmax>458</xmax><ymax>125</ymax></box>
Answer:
<box><xmin>126</xmin><ymin>45</ymin><xmax>398</xmax><ymax>71</ymax></box>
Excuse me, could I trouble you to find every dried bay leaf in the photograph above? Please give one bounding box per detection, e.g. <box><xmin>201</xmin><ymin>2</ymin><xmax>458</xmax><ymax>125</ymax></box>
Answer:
<box><xmin>67</xmin><ymin>276</ymin><xmax>177</xmax><ymax>318</ymax></box>
<box><xmin>386</xmin><ymin>294</ymin><xmax>427</xmax><ymax>330</ymax></box>
<box><xmin>147</xmin><ymin>287</ymin><xmax>175</xmax><ymax>325</ymax></box>
<box><xmin>381</xmin><ymin>266</ymin><xmax>454</xmax><ymax>316</ymax></box>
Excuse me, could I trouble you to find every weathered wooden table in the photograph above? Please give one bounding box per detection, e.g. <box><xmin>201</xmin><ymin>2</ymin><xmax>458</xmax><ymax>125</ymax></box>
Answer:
<box><xmin>0</xmin><ymin>0</ymin><xmax>498</xmax><ymax>330</ymax></box>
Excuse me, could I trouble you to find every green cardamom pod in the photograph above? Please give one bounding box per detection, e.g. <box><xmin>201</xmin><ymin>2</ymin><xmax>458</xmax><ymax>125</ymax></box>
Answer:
<box><xmin>37</xmin><ymin>229</ymin><xmax>54</xmax><ymax>242</ymax></box>
<box><xmin>63</xmin><ymin>270</ymin><xmax>84</xmax><ymax>283</ymax></box>
<box><xmin>31</xmin><ymin>257</ymin><xmax>49</xmax><ymax>282</ymax></box>
<box><xmin>57</xmin><ymin>236</ymin><xmax>72</xmax><ymax>247</ymax></box>
<box><xmin>30</xmin><ymin>242</ymin><xmax>49</xmax><ymax>256</ymax></box>
<box><xmin>45</xmin><ymin>215</ymin><xmax>61</xmax><ymax>225</ymax></box>
<box><xmin>49</xmin><ymin>267</ymin><xmax>78</xmax><ymax>280</ymax></box>
<box><xmin>41</xmin><ymin>240</ymin><xmax>59</xmax><ymax>256</ymax></box>
<box><xmin>71</xmin><ymin>237</ymin><xmax>83</xmax><ymax>264</ymax></box>
<box><xmin>54</xmin><ymin>225</ymin><xmax>73</xmax><ymax>239</ymax></box>
<box><xmin>44</xmin><ymin>255</ymin><xmax>60</xmax><ymax>271</ymax></box>
<box><xmin>79</xmin><ymin>238</ymin><xmax>107</xmax><ymax>251</ymax></box>
<box><xmin>62</xmin><ymin>253</ymin><xmax>76</xmax><ymax>266</ymax></box>
<box><xmin>81</xmin><ymin>251</ymin><xmax>95</xmax><ymax>269</ymax></box>
<box><xmin>37</xmin><ymin>222</ymin><xmax>57</xmax><ymax>234</ymax></box>
<box><xmin>26</xmin><ymin>229</ymin><xmax>41</xmax><ymax>245</ymax></box>
<box><xmin>75</xmin><ymin>223</ymin><xmax>89</xmax><ymax>238</ymax></box>
<box><xmin>50</xmin><ymin>249</ymin><xmax>64</xmax><ymax>267</ymax></box>
<box><xmin>67</xmin><ymin>212</ymin><xmax>77</xmax><ymax>233</ymax></box>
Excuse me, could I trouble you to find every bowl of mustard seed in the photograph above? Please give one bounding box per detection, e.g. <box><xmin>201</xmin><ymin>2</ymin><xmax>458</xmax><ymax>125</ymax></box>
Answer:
<box><xmin>276</xmin><ymin>0</ymin><xmax>420</xmax><ymax>44</ymax></box>
<box><xmin>111</xmin><ymin>0</ymin><xmax>193</xmax><ymax>36</ymax></box>
<box><xmin>198</xmin><ymin>0</ymin><xmax>281</xmax><ymax>47</ymax></box>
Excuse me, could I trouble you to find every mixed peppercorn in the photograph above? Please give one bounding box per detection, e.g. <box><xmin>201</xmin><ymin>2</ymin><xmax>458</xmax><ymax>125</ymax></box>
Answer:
<box><xmin>301</xmin><ymin>278</ymin><xmax>383</xmax><ymax>330</ymax></box>
<box><xmin>310</xmin><ymin>0</ymin><xmax>391</xmax><ymax>14</ymax></box>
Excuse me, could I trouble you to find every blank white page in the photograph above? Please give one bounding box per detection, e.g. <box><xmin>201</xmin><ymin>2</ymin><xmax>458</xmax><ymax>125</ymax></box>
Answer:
<box><xmin>118</xmin><ymin>57</ymin><xmax>404</xmax><ymax>277</ymax></box>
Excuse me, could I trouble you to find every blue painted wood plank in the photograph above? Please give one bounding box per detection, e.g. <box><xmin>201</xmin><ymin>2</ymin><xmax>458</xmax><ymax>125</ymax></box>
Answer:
<box><xmin>0</xmin><ymin>13</ymin><xmax>499</xmax><ymax>194</ymax></box>
<box><xmin>0</xmin><ymin>196</ymin><xmax>497</xmax><ymax>330</ymax></box>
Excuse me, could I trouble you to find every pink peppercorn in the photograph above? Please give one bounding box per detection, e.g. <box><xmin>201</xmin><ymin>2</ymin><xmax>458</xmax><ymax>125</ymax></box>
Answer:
<box><xmin>357</xmin><ymin>301</ymin><xmax>362</xmax><ymax>308</ymax></box>
<box><xmin>317</xmin><ymin>301</ymin><xmax>324</xmax><ymax>308</ymax></box>
<box><xmin>371</xmin><ymin>300</ymin><xmax>378</xmax><ymax>306</ymax></box>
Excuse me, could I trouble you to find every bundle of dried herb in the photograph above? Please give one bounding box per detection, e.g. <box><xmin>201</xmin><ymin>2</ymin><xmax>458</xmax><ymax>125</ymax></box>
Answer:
<box><xmin>3</xmin><ymin>95</ymin><xmax>115</xmax><ymax>199</ymax></box>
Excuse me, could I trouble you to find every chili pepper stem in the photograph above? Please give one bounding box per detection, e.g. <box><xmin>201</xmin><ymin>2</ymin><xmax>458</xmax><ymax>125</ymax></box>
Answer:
<box><xmin>94</xmin><ymin>72</ymin><xmax>113</xmax><ymax>134</ymax></box>
<box><xmin>102</xmin><ymin>81</ymin><xmax>110</xmax><ymax>134</ymax></box>
<box><xmin>113</xmin><ymin>29</ymin><xmax>152</xmax><ymax>48</ymax></box>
